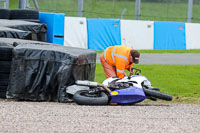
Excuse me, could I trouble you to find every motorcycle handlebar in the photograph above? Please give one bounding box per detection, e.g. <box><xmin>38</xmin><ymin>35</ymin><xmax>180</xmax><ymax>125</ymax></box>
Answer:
<box><xmin>131</xmin><ymin>68</ymin><xmax>141</xmax><ymax>75</ymax></box>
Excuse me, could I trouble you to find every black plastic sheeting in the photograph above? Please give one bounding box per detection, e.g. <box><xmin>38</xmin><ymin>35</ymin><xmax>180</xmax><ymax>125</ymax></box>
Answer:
<box><xmin>0</xmin><ymin>26</ymin><xmax>31</xmax><ymax>40</ymax></box>
<box><xmin>0</xmin><ymin>19</ymin><xmax>47</xmax><ymax>41</ymax></box>
<box><xmin>6</xmin><ymin>40</ymin><xmax>96</xmax><ymax>102</ymax></box>
<box><xmin>0</xmin><ymin>38</ymin><xmax>42</xmax><ymax>45</ymax></box>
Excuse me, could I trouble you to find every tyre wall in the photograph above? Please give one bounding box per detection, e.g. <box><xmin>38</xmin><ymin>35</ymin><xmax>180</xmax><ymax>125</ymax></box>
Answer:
<box><xmin>0</xmin><ymin>42</ymin><xmax>14</xmax><ymax>98</ymax></box>
<box><xmin>0</xmin><ymin>9</ymin><xmax>47</xmax><ymax>42</ymax></box>
<box><xmin>0</xmin><ymin>38</ymin><xmax>96</xmax><ymax>102</ymax></box>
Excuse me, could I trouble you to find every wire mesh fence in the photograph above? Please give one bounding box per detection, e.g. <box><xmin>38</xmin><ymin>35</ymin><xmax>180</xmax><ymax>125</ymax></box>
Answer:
<box><xmin>27</xmin><ymin>0</ymin><xmax>200</xmax><ymax>23</ymax></box>
<box><xmin>0</xmin><ymin>0</ymin><xmax>8</xmax><ymax>9</ymax></box>
<box><xmin>0</xmin><ymin>2</ymin><xmax>4</xmax><ymax>8</ymax></box>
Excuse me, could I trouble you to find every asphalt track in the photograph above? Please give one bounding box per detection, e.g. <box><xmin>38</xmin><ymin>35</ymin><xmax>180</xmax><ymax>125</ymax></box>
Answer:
<box><xmin>96</xmin><ymin>53</ymin><xmax>200</xmax><ymax>64</ymax></box>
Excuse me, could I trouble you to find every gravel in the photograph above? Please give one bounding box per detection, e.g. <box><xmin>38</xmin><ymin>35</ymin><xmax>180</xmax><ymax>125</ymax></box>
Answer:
<box><xmin>1</xmin><ymin>99</ymin><xmax>200</xmax><ymax>133</ymax></box>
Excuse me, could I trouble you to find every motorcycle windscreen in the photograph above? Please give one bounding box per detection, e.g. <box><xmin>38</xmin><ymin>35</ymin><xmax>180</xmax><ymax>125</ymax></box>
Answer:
<box><xmin>110</xmin><ymin>86</ymin><xmax>146</xmax><ymax>104</ymax></box>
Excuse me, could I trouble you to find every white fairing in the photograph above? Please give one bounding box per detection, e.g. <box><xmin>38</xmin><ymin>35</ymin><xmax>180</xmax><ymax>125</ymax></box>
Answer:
<box><xmin>102</xmin><ymin>75</ymin><xmax>151</xmax><ymax>88</ymax></box>
<box><xmin>102</xmin><ymin>77</ymin><xmax>120</xmax><ymax>86</ymax></box>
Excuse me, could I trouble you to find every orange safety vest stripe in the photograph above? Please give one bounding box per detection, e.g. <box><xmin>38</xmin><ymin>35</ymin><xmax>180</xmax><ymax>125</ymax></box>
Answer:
<box><xmin>104</xmin><ymin>45</ymin><xmax>133</xmax><ymax>79</ymax></box>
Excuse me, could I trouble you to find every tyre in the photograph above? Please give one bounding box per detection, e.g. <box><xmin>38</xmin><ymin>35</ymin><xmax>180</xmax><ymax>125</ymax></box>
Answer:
<box><xmin>0</xmin><ymin>46</ymin><xmax>13</xmax><ymax>61</ymax></box>
<box><xmin>0</xmin><ymin>73</ymin><xmax>9</xmax><ymax>86</ymax></box>
<box><xmin>16</xmin><ymin>19</ymin><xmax>40</xmax><ymax>23</ymax></box>
<box><xmin>0</xmin><ymin>9</ymin><xmax>10</xmax><ymax>19</ymax></box>
<box><xmin>143</xmin><ymin>88</ymin><xmax>172</xmax><ymax>101</ymax></box>
<box><xmin>10</xmin><ymin>9</ymin><xmax>39</xmax><ymax>19</ymax></box>
<box><xmin>0</xmin><ymin>79</ymin><xmax>9</xmax><ymax>86</ymax></box>
<box><xmin>0</xmin><ymin>61</ymin><xmax>11</xmax><ymax>73</ymax></box>
<box><xmin>0</xmin><ymin>86</ymin><xmax>7</xmax><ymax>98</ymax></box>
<box><xmin>0</xmin><ymin>73</ymin><xmax>9</xmax><ymax>79</ymax></box>
<box><xmin>73</xmin><ymin>90</ymin><xmax>109</xmax><ymax>105</ymax></box>
<box><xmin>151</xmin><ymin>87</ymin><xmax>160</xmax><ymax>91</ymax></box>
<box><xmin>37</xmin><ymin>32</ymin><xmax>47</xmax><ymax>42</ymax></box>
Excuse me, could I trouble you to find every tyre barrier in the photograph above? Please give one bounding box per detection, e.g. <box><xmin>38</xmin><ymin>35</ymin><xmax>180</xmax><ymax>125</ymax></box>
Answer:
<box><xmin>0</xmin><ymin>9</ymin><xmax>10</xmax><ymax>19</ymax></box>
<box><xmin>0</xmin><ymin>46</ymin><xmax>13</xmax><ymax>61</ymax></box>
<box><xmin>0</xmin><ymin>45</ymin><xmax>13</xmax><ymax>98</ymax></box>
<box><xmin>0</xmin><ymin>61</ymin><xmax>11</xmax><ymax>73</ymax></box>
<box><xmin>10</xmin><ymin>9</ymin><xmax>39</xmax><ymax>20</ymax></box>
<box><xmin>0</xmin><ymin>10</ymin><xmax>46</xmax><ymax>41</ymax></box>
<box><xmin>0</xmin><ymin>86</ymin><xmax>7</xmax><ymax>98</ymax></box>
<box><xmin>0</xmin><ymin>9</ymin><xmax>39</xmax><ymax>20</ymax></box>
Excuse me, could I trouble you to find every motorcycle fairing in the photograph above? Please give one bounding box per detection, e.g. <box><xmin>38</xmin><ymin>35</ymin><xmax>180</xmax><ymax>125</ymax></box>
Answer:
<box><xmin>110</xmin><ymin>86</ymin><xmax>146</xmax><ymax>104</ymax></box>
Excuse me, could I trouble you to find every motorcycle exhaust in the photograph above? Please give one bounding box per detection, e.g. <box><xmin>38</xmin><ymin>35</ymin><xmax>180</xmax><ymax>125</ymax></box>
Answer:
<box><xmin>76</xmin><ymin>80</ymin><xmax>111</xmax><ymax>92</ymax></box>
<box><xmin>76</xmin><ymin>80</ymin><xmax>98</xmax><ymax>87</ymax></box>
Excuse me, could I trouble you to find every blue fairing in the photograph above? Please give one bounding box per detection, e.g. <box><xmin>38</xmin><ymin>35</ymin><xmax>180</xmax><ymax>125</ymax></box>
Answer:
<box><xmin>110</xmin><ymin>86</ymin><xmax>146</xmax><ymax>104</ymax></box>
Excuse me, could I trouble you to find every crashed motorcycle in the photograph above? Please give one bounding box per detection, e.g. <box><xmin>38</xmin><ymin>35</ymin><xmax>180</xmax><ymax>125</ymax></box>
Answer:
<box><xmin>73</xmin><ymin>68</ymin><xmax>172</xmax><ymax>105</ymax></box>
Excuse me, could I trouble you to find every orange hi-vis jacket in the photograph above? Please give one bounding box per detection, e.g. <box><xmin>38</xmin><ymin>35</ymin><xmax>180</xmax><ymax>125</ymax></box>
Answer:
<box><xmin>104</xmin><ymin>45</ymin><xmax>133</xmax><ymax>79</ymax></box>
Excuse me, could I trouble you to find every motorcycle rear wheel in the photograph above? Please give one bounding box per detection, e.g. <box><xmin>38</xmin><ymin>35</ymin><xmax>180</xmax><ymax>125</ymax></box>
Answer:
<box><xmin>143</xmin><ymin>88</ymin><xmax>172</xmax><ymax>101</ymax></box>
<box><xmin>73</xmin><ymin>90</ymin><xmax>109</xmax><ymax>105</ymax></box>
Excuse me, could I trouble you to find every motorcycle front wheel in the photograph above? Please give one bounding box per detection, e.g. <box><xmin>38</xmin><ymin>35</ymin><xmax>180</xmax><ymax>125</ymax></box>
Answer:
<box><xmin>73</xmin><ymin>90</ymin><xmax>109</xmax><ymax>105</ymax></box>
<box><xmin>143</xmin><ymin>88</ymin><xmax>172</xmax><ymax>101</ymax></box>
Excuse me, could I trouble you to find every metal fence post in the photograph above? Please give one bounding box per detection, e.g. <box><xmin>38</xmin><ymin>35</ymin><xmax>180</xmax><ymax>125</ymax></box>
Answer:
<box><xmin>187</xmin><ymin>0</ymin><xmax>193</xmax><ymax>23</ymax></box>
<box><xmin>4</xmin><ymin>0</ymin><xmax>9</xmax><ymax>9</ymax></box>
<box><xmin>18</xmin><ymin>0</ymin><xmax>27</xmax><ymax>9</ymax></box>
<box><xmin>121</xmin><ymin>8</ymin><xmax>127</xmax><ymax>19</ymax></box>
<box><xmin>0</xmin><ymin>0</ymin><xmax>9</xmax><ymax>9</ymax></box>
<box><xmin>33</xmin><ymin>0</ymin><xmax>39</xmax><ymax>11</ymax></box>
<box><xmin>135</xmin><ymin>0</ymin><xmax>141</xmax><ymax>20</ymax></box>
<box><xmin>78</xmin><ymin>0</ymin><xmax>83</xmax><ymax>17</ymax></box>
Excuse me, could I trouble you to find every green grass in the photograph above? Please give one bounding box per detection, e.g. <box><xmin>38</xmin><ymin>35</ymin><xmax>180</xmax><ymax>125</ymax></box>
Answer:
<box><xmin>9</xmin><ymin>0</ymin><xmax>200</xmax><ymax>23</ymax></box>
<box><xmin>96</xmin><ymin>49</ymin><xmax>200</xmax><ymax>54</ymax></box>
<box><xmin>8</xmin><ymin>0</ymin><xmax>18</xmax><ymax>9</ymax></box>
<box><xmin>140</xmin><ymin>2</ymin><xmax>188</xmax><ymax>22</ymax></box>
<box><xmin>95</xmin><ymin>64</ymin><xmax>200</xmax><ymax>104</ymax></box>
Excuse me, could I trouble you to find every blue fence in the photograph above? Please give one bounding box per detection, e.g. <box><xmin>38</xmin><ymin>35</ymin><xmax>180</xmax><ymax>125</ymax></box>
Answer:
<box><xmin>39</xmin><ymin>13</ymin><xmax>189</xmax><ymax>50</ymax></box>
<box><xmin>87</xmin><ymin>19</ymin><xmax>121</xmax><ymax>50</ymax></box>
<box><xmin>154</xmin><ymin>21</ymin><xmax>186</xmax><ymax>50</ymax></box>
<box><xmin>39</xmin><ymin>12</ymin><xmax>65</xmax><ymax>45</ymax></box>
